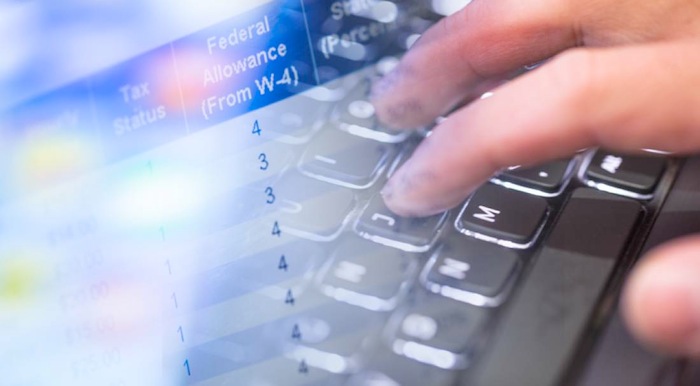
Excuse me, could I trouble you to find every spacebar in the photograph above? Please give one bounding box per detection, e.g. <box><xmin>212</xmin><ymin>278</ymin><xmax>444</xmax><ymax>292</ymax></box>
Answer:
<box><xmin>466</xmin><ymin>188</ymin><xmax>642</xmax><ymax>386</ymax></box>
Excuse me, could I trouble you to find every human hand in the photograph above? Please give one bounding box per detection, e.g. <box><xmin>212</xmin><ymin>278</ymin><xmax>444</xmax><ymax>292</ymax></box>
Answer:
<box><xmin>371</xmin><ymin>0</ymin><xmax>700</xmax><ymax>356</ymax></box>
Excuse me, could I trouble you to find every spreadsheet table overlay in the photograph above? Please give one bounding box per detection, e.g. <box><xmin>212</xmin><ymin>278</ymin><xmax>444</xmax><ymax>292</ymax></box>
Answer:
<box><xmin>0</xmin><ymin>0</ymin><xmax>436</xmax><ymax>385</ymax></box>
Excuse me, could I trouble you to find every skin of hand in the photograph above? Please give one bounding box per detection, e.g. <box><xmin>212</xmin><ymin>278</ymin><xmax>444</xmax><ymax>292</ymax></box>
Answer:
<box><xmin>371</xmin><ymin>0</ymin><xmax>700</xmax><ymax>357</ymax></box>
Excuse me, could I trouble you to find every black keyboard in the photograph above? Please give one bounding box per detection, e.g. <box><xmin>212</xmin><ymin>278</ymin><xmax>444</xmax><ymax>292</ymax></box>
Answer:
<box><xmin>2</xmin><ymin>1</ymin><xmax>687</xmax><ymax>385</ymax></box>
<box><xmin>166</xmin><ymin>2</ymin><xmax>683</xmax><ymax>385</ymax></box>
<box><xmin>183</xmin><ymin>49</ymin><xmax>676</xmax><ymax>384</ymax></box>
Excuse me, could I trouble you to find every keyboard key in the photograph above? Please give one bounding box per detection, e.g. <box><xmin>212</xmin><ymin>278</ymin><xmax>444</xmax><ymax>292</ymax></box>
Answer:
<box><xmin>185</xmin><ymin>238</ymin><xmax>324</xmax><ymax>309</ymax></box>
<box><xmin>319</xmin><ymin>238</ymin><xmax>418</xmax><ymax>311</ymax></box>
<box><xmin>280</xmin><ymin>301</ymin><xmax>388</xmax><ymax>374</ymax></box>
<box><xmin>468</xmin><ymin>189</ymin><xmax>641</xmax><ymax>386</ymax></box>
<box><xmin>455</xmin><ymin>184</ymin><xmax>548</xmax><ymax>249</ymax></box>
<box><xmin>347</xmin><ymin>347</ymin><xmax>457</xmax><ymax>386</ymax></box>
<box><xmin>495</xmin><ymin>159</ymin><xmax>573</xmax><ymax>195</ymax></box>
<box><xmin>388</xmin><ymin>294</ymin><xmax>487</xmax><ymax>369</ymax></box>
<box><xmin>355</xmin><ymin>193</ymin><xmax>448</xmax><ymax>252</ymax></box>
<box><xmin>301</xmin><ymin>72</ymin><xmax>357</xmax><ymax>103</ymax></box>
<box><xmin>375</xmin><ymin>56</ymin><xmax>400</xmax><ymax>77</ymax></box>
<box><xmin>276</xmin><ymin>172</ymin><xmax>355</xmax><ymax>241</ymax></box>
<box><xmin>261</xmin><ymin>239</ymin><xmax>324</xmax><ymax>295</ymax></box>
<box><xmin>300</xmin><ymin>127</ymin><xmax>396</xmax><ymax>189</ymax></box>
<box><xmin>335</xmin><ymin>80</ymin><xmax>411</xmax><ymax>143</ymax></box>
<box><xmin>422</xmin><ymin>237</ymin><xmax>520</xmax><ymax>306</ymax></box>
<box><xmin>244</xmin><ymin>356</ymin><xmax>348</xmax><ymax>386</ymax></box>
<box><xmin>585</xmin><ymin>150</ymin><xmax>666</xmax><ymax>196</ymax></box>
<box><xmin>431</xmin><ymin>0</ymin><xmax>473</xmax><ymax>16</ymax></box>
<box><xmin>257</xmin><ymin>94</ymin><xmax>328</xmax><ymax>144</ymax></box>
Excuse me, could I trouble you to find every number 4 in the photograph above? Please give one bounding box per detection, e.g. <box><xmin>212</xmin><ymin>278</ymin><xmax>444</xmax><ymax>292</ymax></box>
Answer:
<box><xmin>291</xmin><ymin>324</ymin><xmax>302</xmax><ymax>340</ymax></box>
<box><xmin>272</xmin><ymin>221</ymin><xmax>281</xmax><ymax>237</ymax></box>
<box><xmin>278</xmin><ymin>255</ymin><xmax>288</xmax><ymax>271</ymax></box>
<box><xmin>252</xmin><ymin>120</ymin><xmax>262</xmax><ymax>136</ymax></box>
<box><xmin>285</xmin><ymin>289</ymin><xmax>295</xmax><ymax>306</ymax></box>
<box><xmin>298</xmin><ymin>360</ymin><xmax>309</xmax><ymax>374</ymax></box>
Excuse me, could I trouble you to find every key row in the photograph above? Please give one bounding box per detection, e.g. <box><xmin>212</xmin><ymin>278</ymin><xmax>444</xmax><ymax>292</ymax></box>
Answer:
<box><xmin>260</xmin><ymin>68</ymin><xmax>414</xmax><ymax>147</ymax></box>
<box><xmin>274</xmin><ymin>172</ymin><xmax>446</xmax><ymax>249</ymax></box>
<box><xmin>273</xmin><ymin>241</ymin><xmax>495</xmax><ymax>377</ymax></box>
<box><xmin>234</xmin><ymin>185</ymin><xmax>648</xmax><ymax>386</ymax></box>
<box><xmin>492</xmin><ymin>150</ymin><xmax>666</xmax><ymax>199</ymax></box>
<box><xmin>277</xmin><ymin>148</ymin><xmax>667</xmax><ymax>252</ymax></box>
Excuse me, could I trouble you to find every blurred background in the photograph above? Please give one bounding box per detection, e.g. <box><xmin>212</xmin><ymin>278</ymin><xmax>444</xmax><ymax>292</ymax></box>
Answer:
<box><xmin>0</xmin><ymin>1</ymin><xmax>471</xmax><ymax>385</ymax></box>
<box><xmin>0</xmin><ymin>0</ymin><xmax>271</xmax><ymax>111</ymax></box>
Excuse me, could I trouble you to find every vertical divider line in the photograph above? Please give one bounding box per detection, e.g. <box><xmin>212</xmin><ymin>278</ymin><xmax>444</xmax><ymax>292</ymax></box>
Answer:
<box><xmin>169</xmin><ymin>42</ymin><xmax>192</xmax><ymax>134</ymax></box>
<box><xmin>299</xmin><ymin>0</ymin><xmax>321</xmax><ymax>85</ymax></box>
<box><xmin>85</xmin><ymin>78</ymin><xmax>106</xmax><ymax>166</ymax></box>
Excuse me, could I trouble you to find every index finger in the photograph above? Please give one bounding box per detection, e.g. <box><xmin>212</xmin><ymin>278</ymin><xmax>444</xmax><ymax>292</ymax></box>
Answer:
<box><xmin>381</xmin><ymin>42</ymin><xmax>700</xmax><ymax>216</ymax></box>
<box><xmin>371</xmin><ymin>0</ymin><xmax>579</xmax><ymax>129</ymax></box>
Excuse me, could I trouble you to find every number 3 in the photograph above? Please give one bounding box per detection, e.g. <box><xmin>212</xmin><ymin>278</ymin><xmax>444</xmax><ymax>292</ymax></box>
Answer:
<box><xmin>258</xmin><ymin>153</ymin><xmax>269</xmax><ymax>171</ymax></box>
<box><xmin>265</xmin><ymin>187</ymin><xmax>276</xmax><ymax>204</ymax></box>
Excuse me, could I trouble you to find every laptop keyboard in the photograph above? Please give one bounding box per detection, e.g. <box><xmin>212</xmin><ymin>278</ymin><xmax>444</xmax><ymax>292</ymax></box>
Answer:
<box><xmin>0</xmin><ymin>0</ymin><xmax>679</xmax><ymax>386</ymax></box>
<box><xmin>208</xmin><ymin>44</ymin><xmax>675</xmax><ymax>386</ymax></box>
<box><xmin>176</xmin><ymin>2</ymin><xmax>681</xmax><ymax>384</ymax></box>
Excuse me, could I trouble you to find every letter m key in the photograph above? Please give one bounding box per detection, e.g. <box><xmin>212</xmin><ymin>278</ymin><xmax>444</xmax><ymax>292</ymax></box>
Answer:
<box><xmin>473</xmin><ymin>206</ymin><xmax>501</xmax><ymax>223</ymax></box>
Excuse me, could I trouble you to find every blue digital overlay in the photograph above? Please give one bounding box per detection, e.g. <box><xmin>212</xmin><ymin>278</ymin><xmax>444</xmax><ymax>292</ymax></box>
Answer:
<box><xmin>0</xmin><ymin>0</ymin><xmax>405</xmax><ymax>203</ymax></box>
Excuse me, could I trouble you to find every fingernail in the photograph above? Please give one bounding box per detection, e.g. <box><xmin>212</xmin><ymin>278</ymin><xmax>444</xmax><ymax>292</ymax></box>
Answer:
<box><xmin>370</xmin><ymin>72</ymin><xmax>398</xmax><ymax>101</ymax></box>
<box><xmin>381</xmin><ymin>172</ymin><xmax>413</xmax><ymax>215</ymax></box>
<box><xmin>382</xmin><ymin>170</ymin><xmax>450</xmax><ymax>217</ymax></box>
<box><xmin>371</xmin><ymin>62</ymin><xmax>410</xmax><ymax>101</ymax></box>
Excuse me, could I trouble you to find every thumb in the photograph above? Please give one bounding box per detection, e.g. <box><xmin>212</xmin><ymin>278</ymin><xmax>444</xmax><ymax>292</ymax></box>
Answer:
<box><xmin>623</xmin><ymin>235</ymin><xmax>700</xmax><ymax>357</ymax></box>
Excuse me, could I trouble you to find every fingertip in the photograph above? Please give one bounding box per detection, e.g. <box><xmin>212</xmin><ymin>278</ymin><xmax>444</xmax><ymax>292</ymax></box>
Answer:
<box><xmin>380</xmin><ymin>168</ymin><xmax>440</xmax><ymax>217</ymax></box>
<box><xmin>622</xmin><ymin>236</ymin><xmax>700</xmax><ymax>357</ymax></box>
<box><xmin>372</xmin><ymin>95</ymin><xmax>430</xmax><ymax>130</ymax></box>
<box><xmin>370</xmin><ymin>65</ymin><xmax>433</xmax><ymax>130</ymax></box>
<box><xmin>381</xmin><ymin>157</ymin><xmax>474</xmax><ymax>218</ymax></box>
